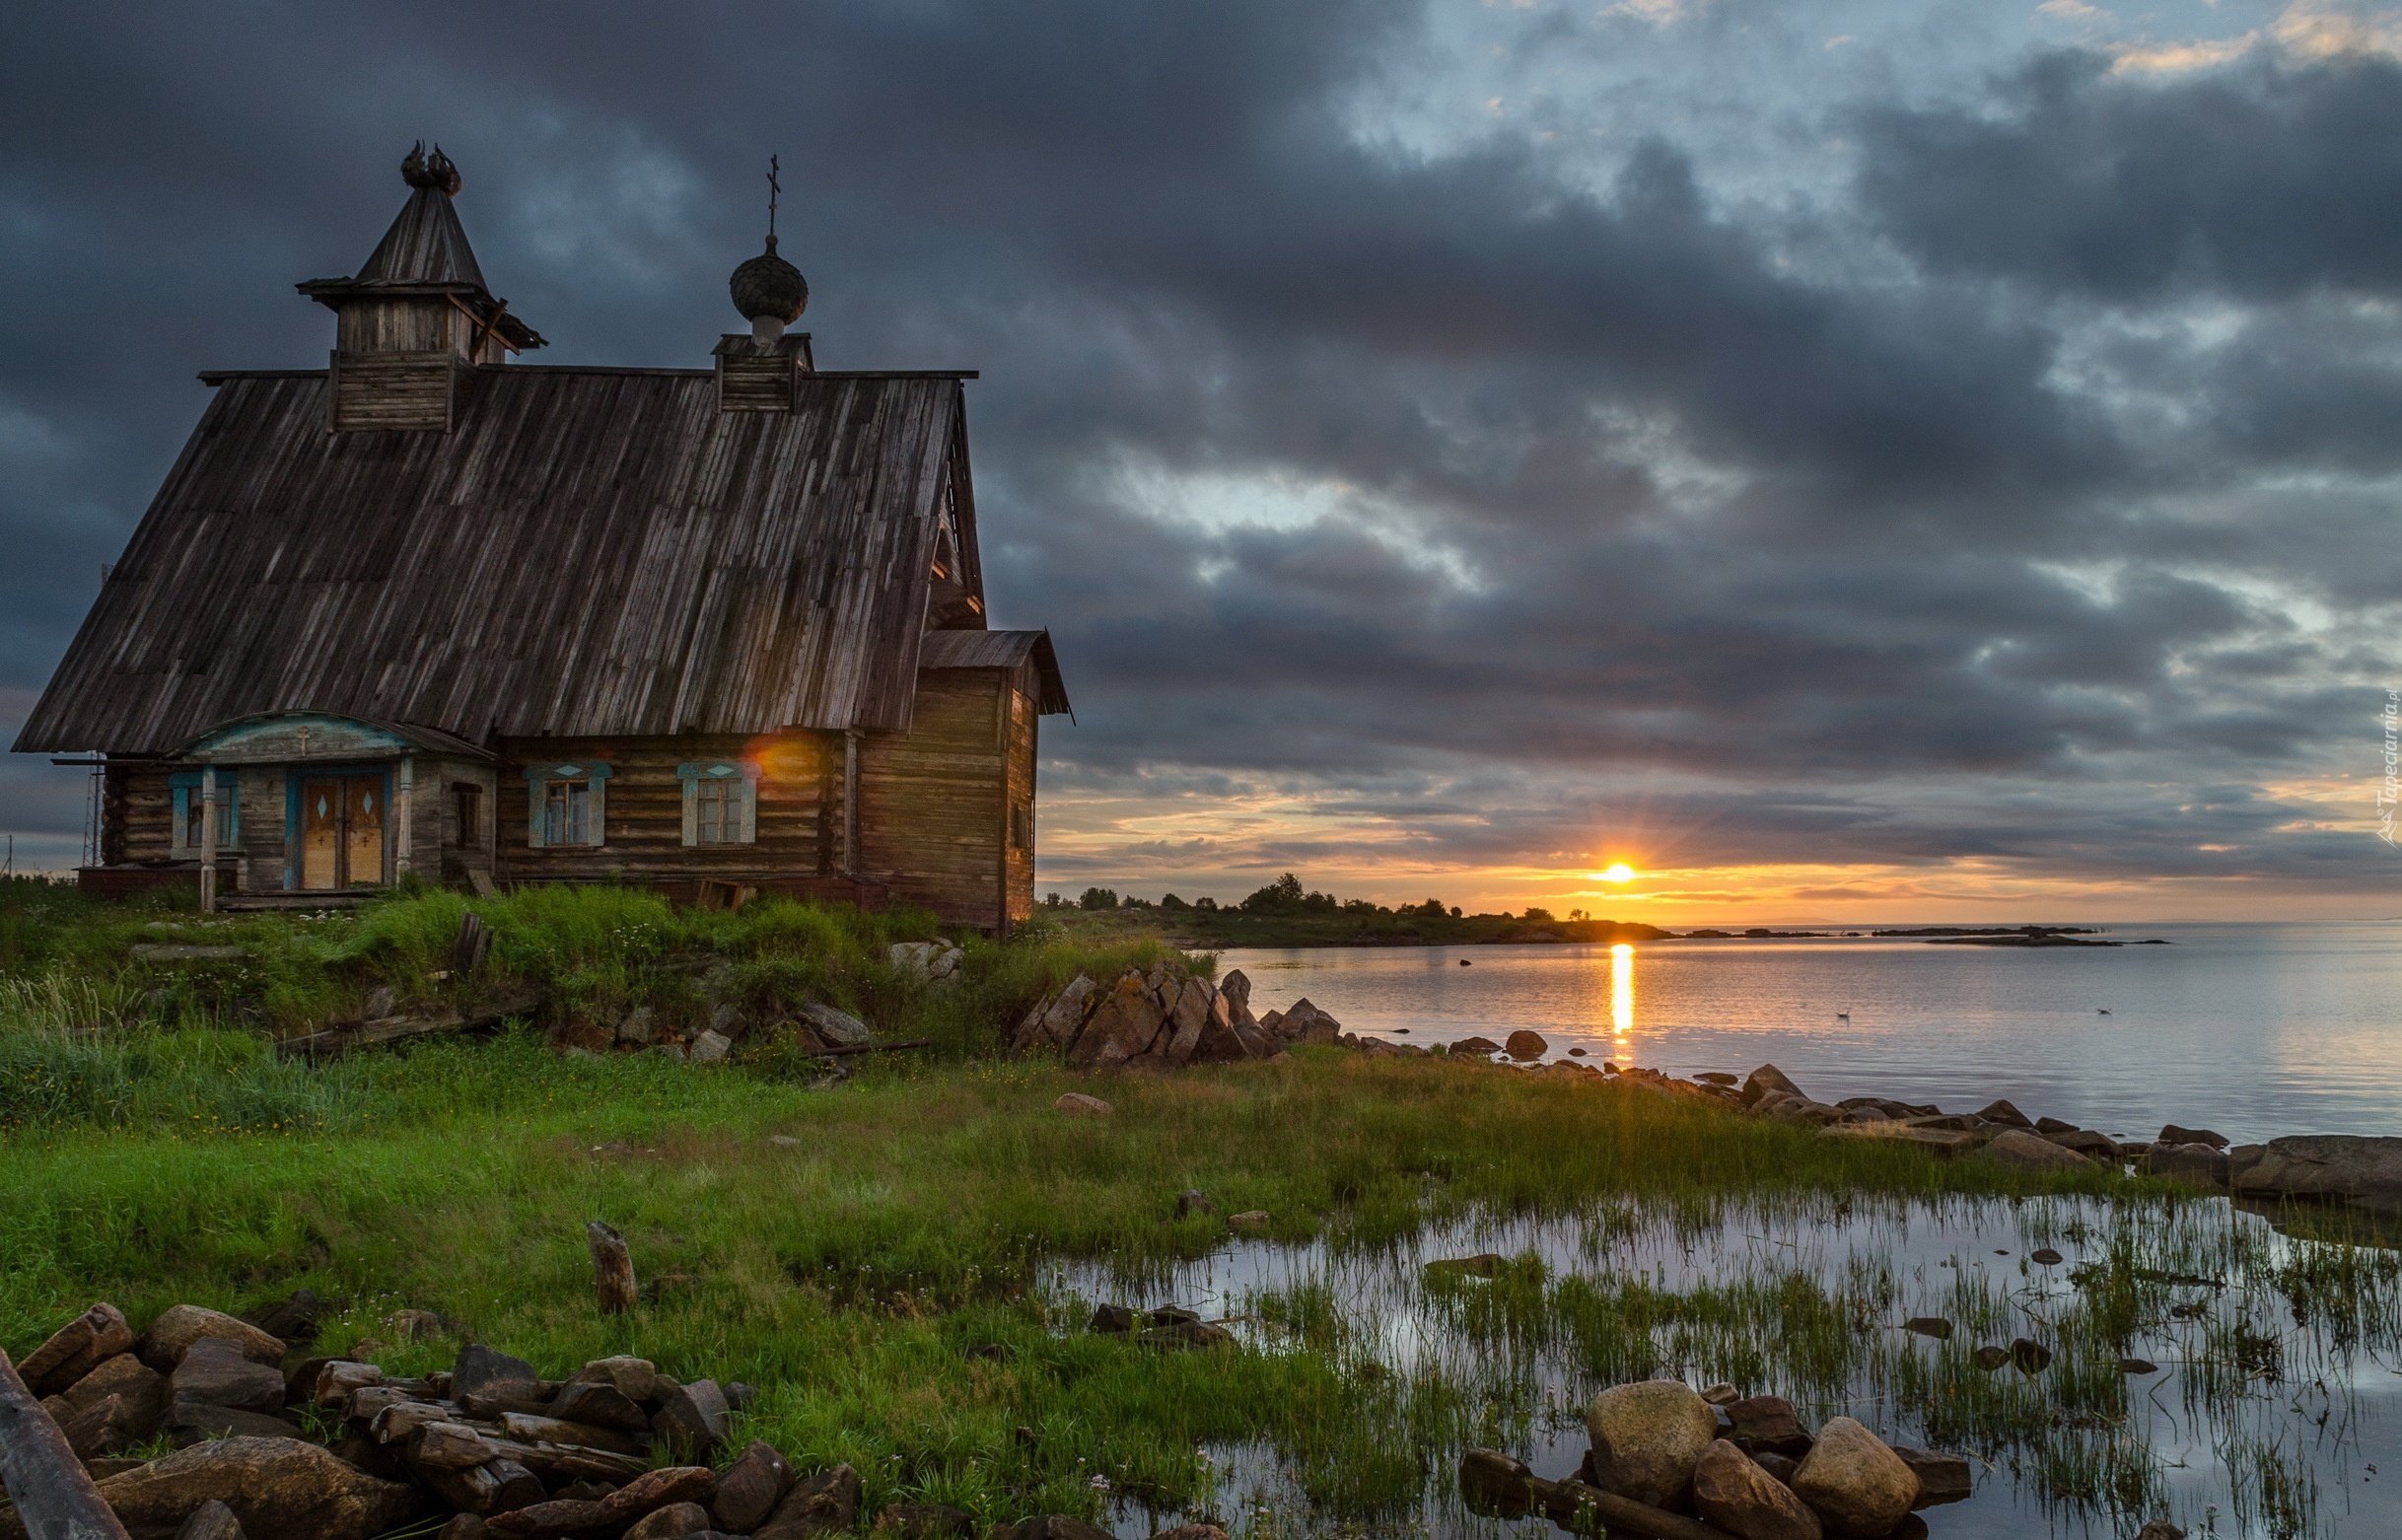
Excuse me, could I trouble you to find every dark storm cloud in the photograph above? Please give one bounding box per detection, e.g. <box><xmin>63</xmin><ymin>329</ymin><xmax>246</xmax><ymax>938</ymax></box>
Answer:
<box><xmin>1856</xmin><ymin>50</ymin><xmax>2402</xmax><ymax>301</ymax></box>
<box><xmin>1</xmin><ymin>3</ymin><xmax>2394</xmax><ymax>899</ymax></box>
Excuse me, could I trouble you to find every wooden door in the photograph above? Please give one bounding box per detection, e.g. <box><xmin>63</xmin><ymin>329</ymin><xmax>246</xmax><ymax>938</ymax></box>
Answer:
<box><xmin>301</xmin><ymin>779</ymin><xmax>343</xmax><ymax>889</ymax></box>
<box><xmin>345</xmin><ymin>778</ymin><xmax>386</xmax><ymax>886</ymax></box>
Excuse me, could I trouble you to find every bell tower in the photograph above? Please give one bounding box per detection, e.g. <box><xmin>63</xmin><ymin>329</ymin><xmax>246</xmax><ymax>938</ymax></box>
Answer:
<box><xmin>297</xmin><ymin>144</ymin><xmax>545</xmax><ymax>432</ymax></box>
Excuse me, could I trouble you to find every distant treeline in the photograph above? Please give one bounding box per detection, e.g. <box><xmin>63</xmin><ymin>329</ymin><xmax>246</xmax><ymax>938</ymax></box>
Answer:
<box><xmin>1041</xmin><ymin>874</ymin><xmax>1671</xmax><ymax>947</ymax></box>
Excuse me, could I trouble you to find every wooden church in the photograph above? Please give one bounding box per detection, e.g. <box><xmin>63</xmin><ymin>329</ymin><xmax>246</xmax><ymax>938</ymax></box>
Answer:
<box><xmin>14</xmin><ymin>146</ymin><xmax>1070</xmax><ymax>933</ymax></box>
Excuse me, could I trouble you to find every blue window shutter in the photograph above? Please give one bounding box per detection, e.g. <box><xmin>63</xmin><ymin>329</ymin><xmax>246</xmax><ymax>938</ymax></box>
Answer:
<box><xmin>737</xmin><ymin>776</ymin><xmax>756</xmax><ymax>844</ymax></box>
<box><xmin>680</xmin><ymin>777</ymin><xmax>698</xmax><ymax>846</ymax></box>
<box><xmin>589</xmin><ymin>775</ymin><xmax>606</xmax><ymax>847</ymax></box>
<box><xmin>172</xmin><ymin>786</ymin><xmax>191</xmax><ymax>852</ymax></box>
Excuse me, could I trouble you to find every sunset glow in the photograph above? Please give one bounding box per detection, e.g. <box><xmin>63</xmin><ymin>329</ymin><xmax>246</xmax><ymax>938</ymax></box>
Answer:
<box><xmin>1597</xmin><ymin>863</ymin><xmax>1637</xmax><ymax>883</ymax></box>
<box><xmin>1609</xmin><ymin>943</ymin><xmax>1634</xmax><ymax>1035</ymax></box>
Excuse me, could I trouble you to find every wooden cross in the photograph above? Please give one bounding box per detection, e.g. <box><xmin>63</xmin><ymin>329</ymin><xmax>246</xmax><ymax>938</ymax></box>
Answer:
<box><xmin>767</xmin><ymin>155</ymin><xmax>781</xmax><ymax>240</ymax></box>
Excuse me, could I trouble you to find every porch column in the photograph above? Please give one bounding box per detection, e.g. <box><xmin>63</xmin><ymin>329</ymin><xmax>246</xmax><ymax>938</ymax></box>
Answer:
<box><xmin>395</xmin><ymin>756</ymin><xmax>415</xmax><ymax>878</ymax></box>
<box><xmin>198</xmin><ymin>765</ymin><xmax>217</xmax><ymax>914</ymax></box>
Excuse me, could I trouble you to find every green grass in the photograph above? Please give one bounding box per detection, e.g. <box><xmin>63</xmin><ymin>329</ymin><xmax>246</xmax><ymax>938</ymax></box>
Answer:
<box><xmin>3</xmin><ymin>876</ymin><xmax>2393</xmax><ymax>1537</ymax></box>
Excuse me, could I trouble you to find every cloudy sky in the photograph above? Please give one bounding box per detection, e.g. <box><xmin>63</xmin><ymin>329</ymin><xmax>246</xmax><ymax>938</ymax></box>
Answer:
<box><xmin>5</xmin><ymin>0</ymin><xmax>2400</xmax><ymax>921</ymax></box>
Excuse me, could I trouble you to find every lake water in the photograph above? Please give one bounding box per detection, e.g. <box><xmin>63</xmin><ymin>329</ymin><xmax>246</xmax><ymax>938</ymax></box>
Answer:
<box><xmin>1220</xmin><ymin>921</ymin><xmax>2402</xmax><ymax>1146</ymax></box>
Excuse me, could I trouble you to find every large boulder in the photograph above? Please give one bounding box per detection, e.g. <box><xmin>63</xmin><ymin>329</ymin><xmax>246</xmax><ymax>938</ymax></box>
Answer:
<box><xmin>20</xmin><ymin>1302</ymin><xmax>136</xmax><ymax>1394</ymax></box>
<box><xmin>78</xmin><ymin>1436</ymin><xmax>420</xmax><ymax>1540</ymax></box>
<box><xmin>1504</xmin><ymin>1029</ymin><xmax>1548</xmax><ymax>1060</ymax></box>
<box><xmin>1185</xmin><ymin>990</ymin><xmax>1258</xmax><ymax>1065</ymax></box>
<box><xmin>1277</xmin><ymin>1000</ymin><xmax>1342</xmax><ymax>1045</ymax></box>
<box><xmin>138</xmin><ymin>1306</ymin><xmax>286</xmax><ymax>1374</ymax></box>
<box><xmin>1584</xmin><ymin>1378</ymin><xmax>1719</xmax><ymax>1507</ymax></box>
<box><xmin>650</xmin><ymin>1379</ymin><xmax>731</xmax><ymax>1456</ymax></box>
<box><xmin>2232</xmin><ymin>1135</ymin><xmax>2402</xmax><ymax>1217</ymax></box>
<box><xmin>1791</xmin><ymin>1418</ymin><xmax>1917</xmax><ymax>1537</ymax></box>
<box><xmin>1692</xmin><ymin>1439</ymin><xmax>1823</xmax><ymax>1540</ymax></box>
<box><xmin>567</xmin><ymin>1355</ymin><xmax>662</xmax><ymax>1404</ymax></box>
<box><xmin>1980</xmin><ymin>1128</ymin><xmax>2092</xmax><ymax>1173</ymax></box>
<box><xmin>451</xmin><ymin>1343</ymin><xmax>539</xmax><ymax>1402</ymax></box>
<box><xmin>1740</xmin><ymin>1065</ymin><xmax>1803</xmax><ymax>1107</ymax></box>
<box><xmin>1726</xmin><ymin>1395</ymin><xmax>1812</xmax><ymax>1458</ymax></box>
<box><xmin>1065</xmin><ymin>972</ymin><xmax>1168</xmax><ymax>1070</ymax></box>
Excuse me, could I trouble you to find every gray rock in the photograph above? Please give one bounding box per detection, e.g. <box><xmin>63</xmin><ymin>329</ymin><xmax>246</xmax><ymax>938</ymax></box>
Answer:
<box><xmin>711</xmin><ymin>1439</ymin><xmax>795</xmax><ymax>1533</ymax></box>
<box><xmin>801</xmin><ymin>1002</ymin><xmax>872</xmax><ymax>1047</ymax></box>
<box><xmin>2148</xmin><ymin>1142</ymin><xmax>2232</xmax><ymax>1190</ymax></box>
<box><xmin>452</xmin><ymin>1344</ymin><xmax>539</xmax><ymax>1402</ymax></box>
<box><xmin>1792</xmin><ymin>1417</ymin><xmax>1916</xmax><ymax>1537</ymax></box>
<box><xmin>623</xmin><ymin>1504</ymin><xmax>712</xmax><ymax>1540</ymax></box>
<box><xmin>549</xmin><ymin>1378</ymin><xmax>651</xmax><ymax>1431</ymax></box>
<box><xmin>689</xmin><ymin>1029</ymin><xmax>733</xmax><ymax>1064</ymax></box>
<box><xmin>54</xmin><ymin>1352</ymin><xmax>169</xmax><ymax>1439</ymax></box>
<box><xmin>987</xmin><ymin>1518</ymin><xmax>1115</xmax><ymax>1540</ymax></box>
<box><xmin>1065</xmin><ymin>972</ymin><xmax>1168</xmax><ymax>1070</ymax></box>
<box><xmin>1890</xmin><ymin>1446</ymin><xmax>1973</xmax><ymax>1508</ymax></box>
<box><xmin>175</xmin><ymin>1500</ymin><xmax>247</xmax><ymax>1540</ymax></box>
<box><xmin>169</xmin><ymin>1404</ymin><xmax>308</xmax><ymax>1443</ymax></box>
<box><xmin>20</xmin><ymin>1302</ymin><xmax>137</xmax><ymax>1395</ymax></box>
<box><xmin>1011</xmin><ymin>976</ymin><xmax>1097</xmax><ymax>1052</ymax></box>
<box><xmin>2133</xmin><ymin>1524</ymin><xmax>2185</xmax><ymax>1540</ymax></box>
<box><xmin>2042</xmin><ymin>1129</ymin><xmax>2121</xmax><ymax>1159</ymax></box>
<box><xmin>1693</xmin><ymin>1439</ymin><xmax>1823</xmax><ymax>1540</ymax></box>
<box><xmin>412</xmin><ymin>1422</ymin><xmax>501</xmax><ymax>1470</ymax></box>
<box><xmin>1981</xmin><ymin>1128</ymin><xmax>2092</xmax><ymax>1172</ymax></box>
<box><xmin>567</xmin><ymin>1355</ymin><xmax>661</xmax><ymax>1404</ymax></box>
<box><xmin>1584</xmin><ymin>1378</ymin><xmax>1719</xmax><ymax>1507</ymax></box>
<box><xmin>615</xmin><ymin>1007</ymin><xmax>656</xmax><ymax>1046</ymax></box>
<box><xmin>83</xmin><ymin>1436</ymin><xmax>421</xmax><ymax>1540</ymax></box>
<box><xmin>1174</xmin><ymin>1190</ymin><xmax>1215</xmax><ymax>1218</ymax></box>
<box><xmin>1162</xmin><ymin>977</ymin><xmax>1216</xmax><ymax>1063</ymax></box>
<box><xmin>757</xmin><ymin>1463</ymin><xmax>861</xmax><ymax>1540</ymax></box>
<box><xmin>1054</xmin><ymin>1092</ymin><xmax>1112</xmax><ymax>1116</ymax></box>
<box><xmin>1218</xmin><ymin>969</ymin><xmax>1254</xmax><ymax>1025</ymax></box>
<box><xmin>173</xmin><ymin>1338</ymin><xmax>288</xmax><ymax>1416</ymax></box>
<box><xmin>1740</xmin><ymin>1064</ymin><xmax>1803</xmax><ymax>1106</ymax></box>
<box><xmin>2160</xmin><ymin>1124</ymin><xmax>2228</xmax><ymax>1150</ymax></box>
<box><xmin>1975</xmin><ymin>1098</ymin><xmax>2035</xmax><ymax>1129</ymax></box>
<box><xmin>1727</xmin><ymin>1395</ymin><xmax>1812</xmax><ymax>1458</ymax></box>
<box><xmin>138</xmin><ymin>1305</ymin><xmax>287</xmax><ymax>1374</ymax></box>
<box><xmin>2232</xmin><ymin>1134</ymin><xmax>2402</xmax><ymax>1216</ymax></box>
<box><xmin>1277</xmin><ymin>1000</ymin><xmax>1342</xmax><ymax>1045</ymax></box>
<box><xmin>651</xmin><ymin>1379</ymin><xmax>731</xmax><ymax>1457</ymax></box>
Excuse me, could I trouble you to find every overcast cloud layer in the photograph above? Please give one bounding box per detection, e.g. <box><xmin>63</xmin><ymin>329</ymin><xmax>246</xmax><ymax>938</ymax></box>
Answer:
<box><xmin>3</xmin><ymin>0</ymin><xmax>2398</xmax><ymax>919</ymax></box>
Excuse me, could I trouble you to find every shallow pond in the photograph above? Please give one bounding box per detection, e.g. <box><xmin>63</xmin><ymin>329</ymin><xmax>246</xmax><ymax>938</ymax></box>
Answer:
<box><xmin>1052</xmin><ymin>1190</ymin><xmax>2402</xmax><ymax>1539</ymax></box>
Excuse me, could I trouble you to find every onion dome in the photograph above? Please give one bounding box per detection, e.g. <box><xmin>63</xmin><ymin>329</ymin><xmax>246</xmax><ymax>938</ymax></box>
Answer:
<box><xmin>400</xmin><ymin>142</ymin><xmax>461</xmax><ymax>196</ymax></box>
<box><xmin>730</xmin><ymin>235</ymin><xmax>809</xmax><ymax>326</ymax></box>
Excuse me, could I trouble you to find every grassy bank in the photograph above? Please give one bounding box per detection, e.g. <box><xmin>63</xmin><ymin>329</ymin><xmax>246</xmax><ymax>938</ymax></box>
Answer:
<box><xmin>4</xmin><ymin>876</ymin><xmax>2389</xmax><ymax>1537</ymax></box>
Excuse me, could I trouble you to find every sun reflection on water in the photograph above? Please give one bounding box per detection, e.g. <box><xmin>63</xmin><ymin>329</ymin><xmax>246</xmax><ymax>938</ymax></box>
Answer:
<box><xmin>1610</xmin><ymin>943</ymin><xmax>1634</xmax><ymax>1037</ymax></box>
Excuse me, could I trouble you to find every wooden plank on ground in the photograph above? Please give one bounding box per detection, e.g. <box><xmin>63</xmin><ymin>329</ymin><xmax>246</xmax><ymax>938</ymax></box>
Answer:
<box><xmin>0</xmin><ymin>1348</ymin><xmax>131</xmax><ymax>1540</ymax></box>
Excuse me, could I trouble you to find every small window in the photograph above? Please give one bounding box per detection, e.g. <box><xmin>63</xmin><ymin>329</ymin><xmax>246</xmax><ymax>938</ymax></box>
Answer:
<box><xmin>170</xmin><ymin>770</ymin><xmax>239</xmax><ymax>853</ymax></box>
<box><xmin>525</xmin><ymin>761</ymin><xmax>610</xmax><ymax>848</ymax></box>
<box><xmin>453</xmin><ymin>783</ymin><xmax>483</xmax><ymax>845</ymax></box>
<box><xmin>677</xmin><ymin>762</ymin><xmax>759</xmax><ymax>846</ymax></box>
<box><xmin>1010</xmin><ymin>803</ymin><xmax>1034</xmax><ymax>851</ymax></box>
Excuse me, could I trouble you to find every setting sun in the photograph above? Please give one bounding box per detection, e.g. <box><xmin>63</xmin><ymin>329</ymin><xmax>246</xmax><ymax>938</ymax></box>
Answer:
<box><xmin>1598</xmin><ymin>863</ymin><xmax>1637</xmax><ymax>883</ymax></box>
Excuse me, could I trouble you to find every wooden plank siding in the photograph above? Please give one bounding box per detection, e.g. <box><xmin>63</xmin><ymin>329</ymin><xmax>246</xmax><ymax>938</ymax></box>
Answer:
<box><xmin>857</xmin><ymin>669</ymin><xmax>1037</xmax><ymax>933</ymax></box>
<box><xmin>494</xmin><ymin>734</ymin><xmax>829</xmax><ymax>886</ymax></box>
<box><xmin>1004</xmin><ymin>685</ymin><xmax>1039</xmax><ymax>926</ymax></box>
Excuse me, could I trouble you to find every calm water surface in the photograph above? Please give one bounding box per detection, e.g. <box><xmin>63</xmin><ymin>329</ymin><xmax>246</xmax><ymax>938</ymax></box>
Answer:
<box><xmin>1222</xmin><ymin>922</ymin><xmax>2402</xmax><ymax>1144</ymax></box>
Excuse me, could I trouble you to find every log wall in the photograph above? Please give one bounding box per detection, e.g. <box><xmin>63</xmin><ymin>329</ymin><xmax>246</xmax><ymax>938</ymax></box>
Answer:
<box><xmin>494</xmin><ymin>733</ymin><xmax>828</xmax><ymax>885</ymax></box>
<box><xmin>858</xmin><ymin>669</ymin><xmax>1030</xmax><ymax>933</ymax></box>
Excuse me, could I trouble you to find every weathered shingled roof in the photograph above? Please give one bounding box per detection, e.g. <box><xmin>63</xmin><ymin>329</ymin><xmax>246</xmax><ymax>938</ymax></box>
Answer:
<box><xmin>16</xmin><ymin>366</ymin><xmax>1004</xmax><ymax>753</ymax></box>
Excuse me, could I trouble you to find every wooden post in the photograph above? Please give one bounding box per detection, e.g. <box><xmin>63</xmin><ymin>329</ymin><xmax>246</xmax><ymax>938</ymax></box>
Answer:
<box><xmin>394</xmin><ymin>756</ymin><xmax>415</xmax><ymax>878</ymax></box>
<box><xmin>587</xmin><ymin>1222</ymin><xmax>636</xmax><ymax>1314</ymax></box>
<box><xmin>841</xmin><ymin>730</ymin><xmax>862</xmax><ymax>877</ymax></box>
<box><xmin>197</xmin><ymin>765</ymin><xmax>217</xmax><ymax>915</ymax></box>
<box><xmin>0</xmin><ymin>1347</ymin><xmax>132</xmax><ymax>1540</ymax></box>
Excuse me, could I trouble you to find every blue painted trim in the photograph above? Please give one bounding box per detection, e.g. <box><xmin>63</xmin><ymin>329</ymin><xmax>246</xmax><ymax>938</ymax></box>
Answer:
<box><xmin>285</xmin><ymin>765</ymin><xmax>392</xmax><ymax>892</ymax></box>
<box><xmin>524</xmin><ymin>760</ymin><xmax>613</xmax><ymax>781</ymax></box>
<box><xmin>675</xmin><ymin>761</ymin><xmax>761</xmax><ymax>781</ymax></box>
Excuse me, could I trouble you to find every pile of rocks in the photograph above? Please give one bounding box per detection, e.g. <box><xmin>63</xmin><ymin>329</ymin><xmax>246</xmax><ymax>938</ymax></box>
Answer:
<box><xmin>4</xmin><ymin>1297</ymin><xmax>817</xmax><ymax>1539</ymax></box>
<box><xmin>1012</xmin><ymin>966</ymin><xmax>1329</xmax><ymax>1070</ymax></box>
<box><xmin>1462</xmin><ymin>1378</ymin><xmax>1999</xmax><ymax>1540</ymax></box>
<box><xmin>5</xmin><ymin>1300</ymin><xmax>1238</xmax><ymax>1540</ymax></box>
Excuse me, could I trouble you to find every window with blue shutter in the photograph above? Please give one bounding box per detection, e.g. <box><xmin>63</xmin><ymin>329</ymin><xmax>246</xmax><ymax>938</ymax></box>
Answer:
<box><xmin>169</xmin><ymin>770</ymin><xmax>239</xmax><ymax>853</ymax></box>
<box><xmin>676</xmin><ymin>761</ymin><xmax>759</xmax><ymax>846</ymax></box>
<box><xmin>525</xmin><ymin>761</ymin><xmax>611</xmax><ymax>848</ymax></box>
